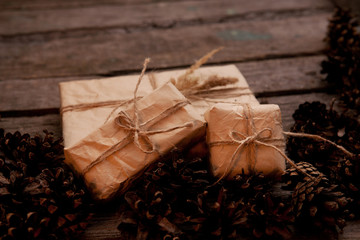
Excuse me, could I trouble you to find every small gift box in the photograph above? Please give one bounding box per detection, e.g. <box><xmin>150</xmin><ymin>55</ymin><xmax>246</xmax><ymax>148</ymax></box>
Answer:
<box><xmin>204</xmin><ymin>103</ymin><xmax>286</xmax><ymax>179</ymax></box>
<box><xmin>63</xmin><ymin>81</ymin><xmax>206</xmax><ymax>201</ymax></box>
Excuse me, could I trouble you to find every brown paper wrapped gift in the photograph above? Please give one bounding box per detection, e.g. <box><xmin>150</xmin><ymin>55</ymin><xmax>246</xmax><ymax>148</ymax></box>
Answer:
<box><xmin>204</xmin><ymin>103</ymin><xmax>286</xmax><ymax>179</ymax></box>
<box><xmin>63</xmin><ymin>82</ymin><xmax>206</xmax><ymax>201</ymax></box>
<box><xmin>59</xmin><ymin>65</ymin><xmax>258</xmax><ymax>149</ymax></box>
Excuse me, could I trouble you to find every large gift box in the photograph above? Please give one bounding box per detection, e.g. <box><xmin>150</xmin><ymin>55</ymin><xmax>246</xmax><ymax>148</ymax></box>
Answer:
<box><xmin>61</xmin><ymin>82</ymin><xmax>206</xmax><ymax>201</ymax></box>
<box><xmin>205</xmin><ymin>103</ymin><xmax>286</xmax><ymax>179</ymax></box>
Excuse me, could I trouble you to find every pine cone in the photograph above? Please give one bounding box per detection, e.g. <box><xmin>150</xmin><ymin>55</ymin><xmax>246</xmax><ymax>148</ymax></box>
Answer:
<box><xmin>321</xmin><ymin>7</ymin><xmax>360</xmax><ymax>111</ymax></box>
<box><xmin>282</xmin><ymin>162</ymin><xmax>351</xmax><ymax>233</ymax></box>
<box><xmin>333</xmin><ymin>155</ymin><xmax>360</xmax><ymax>218</ymax></box>
<box><xmin>282</xmin><ymin>161</ymin><xmax>325</xmax><ymax>190</ymax></box>
<box><xmin>225</xmin><ymin>174</ymin><xmax>294</xmax><ymax>239</ymax></box>
<box><xmin>0</xmin><ymin>129</ymin><xmax>93</xmax><ymax>239</ymax></box>
<box><xmin>286</xmin><ymin>101</ymin><xmax>360</xmax><ymax>173</ymax></box>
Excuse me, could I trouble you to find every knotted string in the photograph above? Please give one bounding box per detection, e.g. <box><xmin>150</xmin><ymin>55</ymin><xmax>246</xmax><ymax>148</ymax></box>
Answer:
<box><xmin>210</xmin><ymin>104</ymin><xmax>313</xmax><ymax>184</ymax></box>
<box><xmin>60</xmin><ymin>99</ymin><xmax>133</xmax><ymax>115</ymax></box>
<box><xmin>283</xmin><ymin>131</ymin><xmax>354</xmax><ymax>157</ymax></box>
<box><xmin>210</xmin><ymin>128</ymin><xmax>274</xmax><ymax>181</ymax></box>
<box><xmin>82</xmin><ymin>58</ymin><xmax>193</xmax><ymax>176</ymax></box>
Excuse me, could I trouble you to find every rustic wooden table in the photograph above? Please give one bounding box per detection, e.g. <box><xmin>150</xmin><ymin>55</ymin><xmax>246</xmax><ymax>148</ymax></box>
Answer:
<box><xmin>1</xmin><ymin>0</ymin><xmax>360</xmax><ymax>239</ymax></box>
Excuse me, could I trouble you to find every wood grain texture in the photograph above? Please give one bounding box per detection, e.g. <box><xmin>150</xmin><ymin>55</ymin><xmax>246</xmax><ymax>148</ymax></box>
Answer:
<box><xmin>0</xmin><ymin>0</ymin><xmax>332</xmax><ymax>36</ymax></box>
<box><xmin>0</xmin><ymin>13</ymin><xmax>330</xmax><ymax>81</ymax></box>
<box><xmin>0</xmin><ymin>75</ymin><xmax>96</xmax><ymax>112</ymax></box>
<box><xmin>0</xmin><ymin>114</ymin><xmax>62</xmax><ymax>138</ymax></box>
<box><xmin>340</xmin><ymin>220</ymin><xmax>360</xmax><ymax>240</ymax></box>
<box><xmin>0</xmin><ymin>56</ymin><xmax>329</xmax><ymax>112</ymax></box>
<box><xmin>239</xmin><ymin>55</ymin><xmax>329</xmax><ymax>95</ymax></box>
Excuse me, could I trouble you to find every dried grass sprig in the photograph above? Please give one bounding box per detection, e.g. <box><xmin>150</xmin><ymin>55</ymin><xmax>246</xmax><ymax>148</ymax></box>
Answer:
<box><xmin>175</xmin><ymin>47</ymin><xmax>224</xmax><ymax>91</ymax></box>
<box><xmin>148</xmin><ymin>72</ymin><xmax>158</xmax><ymax>90</ymax></box>
<box><xmin>196</xmin><ymin>75</ymin><xmax>238</xmax><ymax>90</ymax></box>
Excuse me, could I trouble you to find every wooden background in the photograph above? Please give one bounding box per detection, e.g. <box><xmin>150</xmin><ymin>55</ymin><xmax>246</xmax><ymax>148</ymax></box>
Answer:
<box><xmin>1</xmin><ymin>0</ymin><xmax>360</xmax><ymax>239</ymax></box>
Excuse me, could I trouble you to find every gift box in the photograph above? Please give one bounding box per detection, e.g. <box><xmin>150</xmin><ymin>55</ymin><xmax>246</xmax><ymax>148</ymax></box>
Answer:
<box><xmin>63</xmin><ymin>82</ymin><xmax>206</xmax><ymax>201</ymax></box>
<box><xmin>59</xmin><ymin>64</ymin><xmax>258</xmax><ymax>149</ymax></box>
<box><xmin>204</xmin><ymin>103</ymin><xmax>286</xmax><ymax>179</ymax></box>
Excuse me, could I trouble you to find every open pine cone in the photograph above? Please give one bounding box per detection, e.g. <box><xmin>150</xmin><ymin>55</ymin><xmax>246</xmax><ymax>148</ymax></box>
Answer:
<box><xmin>282</xmin><ymin>162</ymin><xmax>351</xmax><ymax>233</ymax></box>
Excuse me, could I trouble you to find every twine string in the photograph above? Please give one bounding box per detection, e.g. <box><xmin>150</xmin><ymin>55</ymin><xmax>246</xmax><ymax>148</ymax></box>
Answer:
<box><xmin>60</xmin><ymin>87</ymin><xmax>252</xmax><ymax>115</ymax></box>
<box><xmin>283</xmin><ymin>131</ymin><xmax>354</xmax><ymax>157</ymax></box>
<box><xmin>60</xmin><ymin>99</ymin><xmax>134</xmax><ymax>115</ymax></box>
<box><xmin>81</xmin><ymin>58</ymin><xmax>193</xmax><ymax>176</ymax></box>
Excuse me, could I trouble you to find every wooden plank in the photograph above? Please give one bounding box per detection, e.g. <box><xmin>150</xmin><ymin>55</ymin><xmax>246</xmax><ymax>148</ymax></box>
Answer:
<box><xmin>0</xmin><ymin>0</ymin><xmax>332</xmax><ymax>36</ymax></box>
<box><xmin>0</xmin><ymin>56</ymin><xmax>328</xmax><ymax>112</ymax></box>
<box><xmin>0</xmin><ymin>13</ymin><xmax>330</xmax><ymax>80</ymax></box>
<box><xmin>0</xmin><ymin>75</ymin><xmax>96</xmax><ymax>112</ymax></box>
<box><xmin>239</xmin><ymin>55</ymin><xmax>328</xmax><ymax>95</ymax></box>
<box><xmin>0</xmin><ymin>114</ymin><xmax>62</xmax><ymax>138</ymax></box>
<box><xmin>0</xmin><ymin>0</ymin><xmax>178</xmax><ymax>11</ymax></box>
<box><xmin>340</xmin><ymin>220</ymin><xmax>360</xmax><ymax>240</ymax></box>
<box><xmin>81</xmin><ymin>209</ymin><xmax>122</xmax><ymax>240</ymax></box>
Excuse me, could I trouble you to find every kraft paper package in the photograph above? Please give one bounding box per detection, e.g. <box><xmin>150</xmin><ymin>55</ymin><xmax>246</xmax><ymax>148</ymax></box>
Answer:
<box><xmin>62</xmin><ymin>82</ymin><xmax>206</xmax><ymax>201</ymax></box>
<box><xmin>205</xmin><ymin>103</ymin><xmax>286</xmax><ymax>179</ymax></box>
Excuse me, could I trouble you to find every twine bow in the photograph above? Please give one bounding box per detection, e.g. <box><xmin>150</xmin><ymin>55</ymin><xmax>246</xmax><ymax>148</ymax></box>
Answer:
<box><xmin>82</xmin><ymin>58</ymin><xmax>193</xmax><ymax>176</ymax></box>
<box><xmin>211</xmin><ymin>127</ymin><xmax>273</xmax><ymax>179</ymax></box>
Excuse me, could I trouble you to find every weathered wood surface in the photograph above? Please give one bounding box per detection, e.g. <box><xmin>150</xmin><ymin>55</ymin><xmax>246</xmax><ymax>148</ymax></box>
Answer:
<box><xmin>0</xmin><ymin>13</ymin><xmax>329</xmax><ymax>80</ymax></box>
<box><xmin>0</xmin><ymin>0</ymin><xmax>184</xmax><ymax>10</ymax></box>
<box><xmin>2</xmin><ymin>0</ymin><xmax>360</xmax><ymax>239</ymax></box>
<box><xmin>0</xmin><ymin>55</ymin><xmax>328</xmax><ymax>113</ymax></box>
<box><xmin>0</xmin><ymin>0</ymin><xmax>332</xmax><ymax>36</ymax></box>
<box><xmin>0</xmin><ymin>115</ymin><xmax>62</xmax><ymax>138</ymax></box>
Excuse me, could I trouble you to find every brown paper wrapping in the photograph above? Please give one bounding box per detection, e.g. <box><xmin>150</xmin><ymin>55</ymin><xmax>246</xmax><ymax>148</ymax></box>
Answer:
<box><xmin>64</xmin><ymin>83</ymin><xmax>206</xmax><ymax>201</ymax></box>
<box><xmin>59</xmin><ymin>65</ymin><xmax>258</xmax><ymax>148</ymax></box>
<box><xmin>204</xmin><ymin>103</ymin><xmax>286</xmax><ymax>179</ymax></box>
